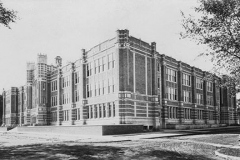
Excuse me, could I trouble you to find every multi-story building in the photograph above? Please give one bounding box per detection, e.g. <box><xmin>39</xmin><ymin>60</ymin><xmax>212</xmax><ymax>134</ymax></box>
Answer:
<box><xmin>2</xmin><ymin>87</ymin><xmax>18</xmax><ymax>126</ymax></box>
<box><xmin>1</xmin><ymin>29</ymin><xmax>238</xmax><ymax>129</ymax></box>
<box><xmin>0</xmin><ymin>95</ymin><xmax>2</xmax><ymax>125</ymax></box>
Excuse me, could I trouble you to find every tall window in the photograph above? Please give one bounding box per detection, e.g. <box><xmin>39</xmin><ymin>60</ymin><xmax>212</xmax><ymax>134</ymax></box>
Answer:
<box><xmin>95</xmin><ymin>83</ymin><xmax>97</xmax><ymax>96</ymax></box>
<box><xmin>99</xmin><ymin>105</ymin><xmax>102</xmax><ymax>118</ymax></box>
<box><xmin>98</xmin><ymin>58</ymin><xmax>101</xmax><ymax>73</ymax></box>
<box><xmin>86</xmin><ymin>84</ymin><xmax>90</xmax><ymax>98</ymax></box>
<box><xmin>75</xmin><ymin>72</ymin><xmax>80</xmax><ymax>84</ymax></box>
<box><xmin>183</xmin><ymin>90</ymin><xmax>191</xmax><ymax>103</ymax></box>
<box><xmin>87</xmin><ymin>64</ymin><xmax>90</xmax><ymax>77</ymax></box>
<box><xmin>196</xmin><ymin>93</ymin><xmax>203</xmax><ymax>104</ymax></box>
<box><xmin>207</xmin><ymin>82</ymin><xmax>213</xmax><ymax>92</ymax></box>
<box><xmin>182</xmin><ymin>73</ymin><xmax>191</xmax><ymax>86</ymax></box>
<box><xmin>168</xmin><ymin>106</ymin><xmax>177</xmax><ymax>119</ymax></box>
<box><xmin>90</xmin><ymin>106</ymin><xmax>93</xmax><ymax>118</ymax></box>
<box><xmin>166</xmin><ymin>87</ymin><xmax>177</xmax><ymax>100</ymax></box>
<box><xmin>196</xmin><ymin>78</ymin><xmax>203</xmax><ymax>89</ymax></box>
<box><xmin>102</xmin><ymin>80</ymin><xmax>105</xmax><ymax>95</ymax></box>
<box><xmin>112</xmin><ymin>53</ymin><xmax>115</xmax><ymax>68</ymax></box>
<box><xmin>98</xmin><ymin>82</ymin><xmax>101</xmax><ymax>96</ymax></box>
<box><xmin>113</xmin><ymin>103</ymin><xmax>115</xmax><ymax>117</ymax></box>
<box><xmin>207</xmin><ymin>96</ymin><xmax>213</xmax><ymax>105</ymax></box>
<box><xmin>102</xmin><ymin>57</ymin><xmax>105</xmax><ymax>72</ymax></box>
<box><xmin>108</xmin><ymin>103</ymin><xmax>111</xmax><ymax>117</ymax></box>
<box><xmin>51</xmin><ymin>96</ymin><xmax>57</xmax><ymax>106</ymax></box>
<box><xmin>184</xmin><ymin>108</ymin><xmax>191</xmax><ymax>119</ymax></box>
<box><xmin>112</xmin><ymin>78</ymin><xmax>115</xmax><ymax>93</ymax></box>
<box><xmin>103</xmin><ymin>104</ymin><xmax>106</xmax><ymax>117</ymax></box>
<box><xmin>75</xmin><ymin>90</ymin><xmax>79</xmax><ymax>102</ymax></box>
<box><xmin>63</xmin><ymin>110</ymin><xmax>69</xmax><ymax>121</ymax></box>
<box><xmin>94</xmin><ymin>105</ymin><xmax>97</xmax><ymax>118</ymax></box>
<box><xmin>158</xmin><ymin>77</ymin><xmax>160</xmax><ymax>88</ymax></box>
<box><xmin>197</xmin><ymin>109</ymin><xmax>203</xmax><ymax>119</ymax></box>
<box><xmin>94</xmin><ymin>60</ymin><xmax>97</xmax><ymax>74</ymax></box>
<box><xmin>166</xmin><ymin>68</ymin><xmax>177</xmax><ymax>82</ymax></box>
<box><xmin>107</xmin><ymin>53</ymin><xmax>115</xmax><ymax>69</ymax></box>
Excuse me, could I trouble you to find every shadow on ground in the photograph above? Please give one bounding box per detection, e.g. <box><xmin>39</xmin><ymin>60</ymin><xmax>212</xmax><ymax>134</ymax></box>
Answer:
<box><xmin>0</xmin><ymin>142</ymin><xmax>218</xmax><ymax>160</ymax></box>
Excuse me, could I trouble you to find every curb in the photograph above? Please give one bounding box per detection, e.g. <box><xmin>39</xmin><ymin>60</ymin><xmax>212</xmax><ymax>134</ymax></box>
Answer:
<box><xmin>215</xmin><ymin>149</ymin><xmax>240</xmax><ymax>160</ymax></box>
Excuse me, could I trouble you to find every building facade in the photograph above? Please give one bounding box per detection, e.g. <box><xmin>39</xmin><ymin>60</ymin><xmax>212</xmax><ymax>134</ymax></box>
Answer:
<box><xmin>1</xmin><ymin>29</ymin><xmax>238</xmax><ymax>129</ymax></box>
<box><xmin>0</xmin><ymin>95</ymin><xmax>2</xmax><ymax>126</ymax></box>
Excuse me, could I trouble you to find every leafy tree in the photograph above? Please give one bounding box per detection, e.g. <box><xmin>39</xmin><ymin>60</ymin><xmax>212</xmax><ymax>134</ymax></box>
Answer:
<box><xmin>181</xmin><ymin>0</ymin><xmax>240</xmax><ymax>94</ymax></box>
<box><xmin>0</xmin><ymin>2</ymin><xmax>17</xmax><ymax>28</ymax></box>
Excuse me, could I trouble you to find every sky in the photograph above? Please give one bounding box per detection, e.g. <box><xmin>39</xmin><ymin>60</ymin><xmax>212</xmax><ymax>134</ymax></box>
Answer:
<box><xmin>0</xmin><ymin>0</ymin><xmax>213</xmax><ymax>92</ymax></box>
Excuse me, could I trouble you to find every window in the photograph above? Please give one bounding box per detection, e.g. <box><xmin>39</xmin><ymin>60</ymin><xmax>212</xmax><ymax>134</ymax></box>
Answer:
<box><xmin>207</xmin><ymin>82</ymin><xmax>213</xmax><ymax>92</ymax></box>
<box><xmin>94</xmin><ymin>83</ymin><xmax>97</xmax><ymax>96</ymax></box>
<box><xmin>43</xmin><ymin>82</ymin><xmax>46</xmax><ymax>90</ymax></box>
<box><xmin>113</xmin><ymin>103</ymin><xmax>115</xmax><ymax>117</ymax></box>
<box><xmin>90</xmin><ymin>62</ymin><xmax>93</xmax><ymax>75</ymax></box>
<box><xmin>196</xmin><ymin>93</ymin><xmax>203</xmax><ymax>104</ymax></box>
<box><xmin>102</xmin><ymin>80</ymin><xmax>105</xmax><ymax>95</ymax></box>
<box><xmin>94</xmin><ymin>105</ymin><xmax>98</xmax><ymax>118</ymax></box>
<box><xmin>102</xmin><ymin>57</ymin><xmax>105</xmax><ymax>71</ymax></box>
<box><xmin>90</xmin><ymin>106</ymin><xmax>93</xmax><ymax>118</ymax></box>
<box><xmin>197</xmin><ymin>109</ymin><xmax>203</xmax><ymax>119</ymax></box>
<box><xmin>94</xmin><ymin>60</ymin><xmax>97</xmax><ymax>74</ymax></box>
<box><xmin>51</xmin><ymin>96</ymin><xmax>57</xmax><ymax>106</ymax></box>
<box><xmin>98</xmin><ymin>58</ymin><xmax>101</xmax><ymax>73</ymax></box>
<box><xmin>87</xmin><ymin>64</ymin><xmax>90</xmax><ymax>77</ymax></box>
<box><xmin>75</xmin><ymin>72</ymin><xmax>80</xmax><ymax>83</ymax></box>
<box><xmin>98</xmin><ymin>82</ymin><xmax>101</xmax><ymax>96</ymax></box>
<box><xmin>112</xmin><ymin>53</ymin><xmax>115</xmax><ymax>68</ymax></box>
<box><xmin>75</xmin><ymin>90</ymin><xmax>79</xmax><ymax>102</ymax></box>
<box><xmin>168</xmin><ymin>106</ymin><xmax>178</xmax><ymax>119</ymax></box>
<box><xmin>86</xmin><ymin>84</ymin><xmax>90</xmax><ymax>98</ymax></box>
<box><xmin>62</xmin><ymin>76</ymin><xmax>70</xmax><ymax>88</ymax></box>
<box><xmin>183</xmin><ymin>90</ymin><xmax>191</xmax><ymax>103</ymax></box>
<box><xmin>108</xmin><ymin>103</ymin><xmax>111</xmax><ymax>117</ymax></box>
<box><xmin>99</xmin><ymin>105</ymin><xmax>102</xmax><ymax>118</ymax></box>
<box><xmin>184</xmin><ymin>108</ymin><xmax>191</xmax><ymax>119</ymax></box>
<box><xmin>112</xmin><ymin>78</ymin><xmax>115</xmax><ymax>93</ymax></box>
<box><xmin>208</xmin><ymin>111</ymin><xmax>214</xmax><ymax>120</ymax></box>
<box><xmin>108</xmin><ymin>79</ymin><xmax>110</xmax><ymax>93</ymax></box>
<box><xmin>62</xmin><ymin>93</ymin><xmax>70</xmax><ymax>104</ymax></box>
<box><xmin>63</xmin><ymin>110</ymin><xmax>69</xmax><ymax>121</ymax></box>
<box><xmin>196</xmin><ymin>78</ymin><xmax>203</xmax><ymax>89</ymax></box>
<box><xmin>207</xmin><ymin>96</ymin><xmax>213</xmax><ymax>105</ymax></box>
<box><xmin>107</xmin><ymin>53</ymin><xmax>115</xmax><ymax>69</ymax></box>
<box><xmin>103</xmin><ymin>104</ymin><xmax>106</xmax><ymax>117</ymax></box>
<box><xmin>166</xmin><ymin>68</ymin><xmax>177</xmax><ymax>82</ymax></box>
<box><xmin>182</xmin><ymin>73</ymin><xmax>191</xmax><ymax>86</ymax></box>
<box><xmin>166</xmin><ymin>87</ymin><xmax>177</xmax><ymax>100</ymax></box>
<box><xmin>158</xmin><ymin>77</ymin><xmax>160</xmax><ymax>88</ymax></box>
<box><xmin>157</xmin><ymin>63</ymin><xmax>160</xmax><ymax>72</ymax></box>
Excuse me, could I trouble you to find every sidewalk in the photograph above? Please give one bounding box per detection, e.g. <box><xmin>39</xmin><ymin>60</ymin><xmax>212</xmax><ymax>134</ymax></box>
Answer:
<box><xmin>4</xmin><ymin>126</ymin><xmax>240</xmax><ymax>143</ymax></box>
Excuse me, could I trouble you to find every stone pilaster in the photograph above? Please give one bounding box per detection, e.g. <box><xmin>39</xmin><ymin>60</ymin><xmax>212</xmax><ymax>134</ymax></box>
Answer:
<box><xmin>191</xmin><ymin>67</ymin><xmax>197</xmax><ymax>124</ymax></box>
<box><xmin>81</xmin><ymin>49</ymin><xmax>87</xmax><ymax>124</ymax></box>
<box><xmin>178</xmin><ymin>61</ymin><xmax>184</xmax><ymax>124</ymax></box>
<box><xmin>203</xmin><ymin>72</ymin><xmax>208</xmax><ymax>124</ymax></box>
<box><xmin>70</xmin><ymin>63</ymin><xmax>76</xmax><ymax>125</ymax></box>
<box><xmin>57</xmin><ymin>68</ymin><xmax>62</xmax><ymax>125</ymax></box>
